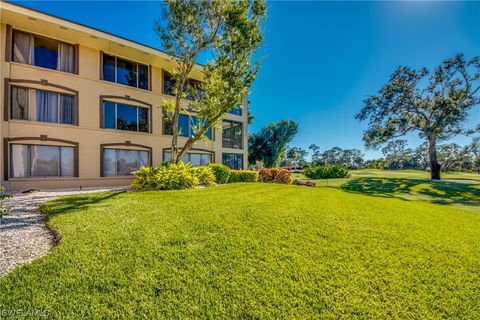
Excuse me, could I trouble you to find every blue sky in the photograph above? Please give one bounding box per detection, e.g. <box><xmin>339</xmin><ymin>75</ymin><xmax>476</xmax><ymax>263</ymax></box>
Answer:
<box><xmin>12</xmin><ymin>1</ymin><xmax>480</xmax><ymax>159</ymax></box>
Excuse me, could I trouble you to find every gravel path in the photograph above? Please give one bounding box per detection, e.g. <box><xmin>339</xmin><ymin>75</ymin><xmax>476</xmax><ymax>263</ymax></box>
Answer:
<box><xmin>0</xmin><ymin>187</ymin><xmax>129</xmax><ymax>276</ymax></box>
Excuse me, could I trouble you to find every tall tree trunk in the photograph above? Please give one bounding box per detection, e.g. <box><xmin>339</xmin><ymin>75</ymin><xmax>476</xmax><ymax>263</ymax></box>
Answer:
<box><xmin>171</xmin><ymin>71</ymin><xmax>190</xmax><ymax>163</ymax></box>
<box><xmin>170</xmin><ymin>94</ymin><xmax>182</xmax><ymax>162</ymax></box>
<box><xmin>428</xmin><ymin>135</ymin><xmax>441</xmax><ymax>180</ymax></box>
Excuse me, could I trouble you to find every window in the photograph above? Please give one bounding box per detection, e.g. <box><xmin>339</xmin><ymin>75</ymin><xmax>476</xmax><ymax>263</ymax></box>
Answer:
<box><xmin>10</xmin><ymin>87</ymin><xmax>29</xmax><ymax>120</ymax></box>
<box><xmin>163</xmin><ymin>150</ymin><xmax>212</xmax><ymax>166</ymax></box>
<box><xmin>10</xmin><ymin>87</ymin><xmax>75</xmax><ymax>124</ymax></box>
<box><xmin>103</xmin><ymin>101</ymin><xmax>149</xmax><ymax>133</ymax></box>
<box><xmin>222</xmin><ymin>120</ymin><xmax>243</xmax><ymax>149</ymax></box>
<box><xmin>222</xmin><ymin>153</ymin><xmax>243</xmax><ymax>170</ymax></box>
<box><xmin>163</xmin><ymin>72</ymin><xmax>175</xmax><ymax>96</ymax></box>
<box><xmin>163</xmin><ymin>114</ymin><xmax>212</xmax><ymax>139</ymax></box>
<box><xmin>10</xmin><ymin>144</ymin><xmax>74</xmax><ymax>178</ymax></box>
<box><xmin>36</xmin><ymin>90</ymin><xmax>74</xmax><ymax>125</ymax></box>
<box><xmin>103</xmin><ymin>148</ymin><xmax>149</xmax><ymax>176</ymax></box>
<box><xmin>178</xmin><ymin>114</ymin><xmax>190</xmax><ymax>137</ymax></box>
<box><xmin>12</xmin><ymin>30</ymin><xmax>76</xmax><ymax>73</ymax></box>
<box><xmin>186</xmin><ymin>79</ymin><xmax>204</xmax><ymax>101</ymax></box>
<box><xmin>34</xmin><ymin>36</ymin><xmax>58</xmax><ymax>70</ymax></box>
<box><xmin>228</xmin><ymin>105</ymin><xmax>243</xmax><ymax>116</ymax></box>
<box><xmin>102</xmin><ymin>53</ymin><xmax>149</xmax><ymax>90</ymax></box>
<box><xmin>163</xmin><ymin>71</ymin><xmax>203</xmax><ymax>101</ymax></box>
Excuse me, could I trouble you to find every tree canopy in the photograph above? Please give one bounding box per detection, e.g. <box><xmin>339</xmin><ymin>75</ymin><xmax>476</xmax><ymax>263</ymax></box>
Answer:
<box><xmin>156</xmin><ymin>0</ymin><xmax>266</xmax><ymax>161</ymax></box>
<box><xmin>248</xmin><ymin>119</ymin><xmax>298</xmax><ymax>168</ymax></box>
<box><xmin>356</xmin><ymin>54</ymin><xmax>480</xmax><ymax>179</ymax></box>
<box><xmin>309</xmin><ymin>145</ymin><xmax>364</xmax><ymax>169</ymax></box>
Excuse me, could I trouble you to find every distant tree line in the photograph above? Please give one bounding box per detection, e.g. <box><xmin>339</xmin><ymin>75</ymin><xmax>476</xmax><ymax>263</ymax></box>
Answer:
<box><xmin>307</xmin><ymin>145</ymin><xmax>364</xmax><ymax>169</ymax></box>
<box><xmin>248</xmin><ymin>120</ymin><xmax>479</xmax><ymax>173</ymax></box>
<box><xmin>366</xmin><ymin>138</ymin><xmax>480</xmax><ymax>172</ymax></box>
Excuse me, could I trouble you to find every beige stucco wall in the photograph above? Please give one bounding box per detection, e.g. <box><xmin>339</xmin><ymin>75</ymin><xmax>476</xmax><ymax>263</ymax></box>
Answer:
<box><xmin>0</xmin><ymin>5</ymin><xmax>249</xmax><ymax>191</ymax></box>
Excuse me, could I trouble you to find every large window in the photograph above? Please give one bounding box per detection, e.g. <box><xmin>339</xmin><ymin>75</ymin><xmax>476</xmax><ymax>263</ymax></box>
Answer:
<box><xmin>102</xmin><ymin>53</ymin><xmax>149</xmax><ymax>90</ymax></box>
<box><xmin>103</xmin><ymin>148</ymin><xmax>149</xmax><ymax>176</ymax></box>
<box><xmin>222</xmin><ymin>120</ymin><xmax>243</xmax><ymax>149</ymax></box>
<box><xmin>163</xmin><ymin>113</ymin><xmax>212</xmax><ymax>139</ymax></box>
<box><xmin>12</xmin><ymin>30</ymin><xmax>76</xmax><ymax>73</ymax></box>
<box><xmin>163</xmin><ymin>150</ymin><xmax>212</xmax><ymax>166</ymax></box>
<box><xmin>10</xmin><ymin>144</ymin><xmax>74</xmax><ymax>178</ymax></box>
<box><xmin>222</xmin><ymin>153</ymin><xmax>243</xmax><ymax>170</ymax></box>
<box><xmin>36</xmin><ymin>90</ymin><xmax>75</xmax><ymax>124</ymax></box>
<box><xmin>10</xmin><ymin>87</ymin><xmax>75</xmax><ymax>125</ymax></box>
<box><xmin>103</xmin><ymin>101</ymin><xmax>149</xmax><ymax>133</ymax></box>
<box><xmin>163</xmin><ymin>71</ymin><xmax>203</xmax><ymax>101</ymax></box>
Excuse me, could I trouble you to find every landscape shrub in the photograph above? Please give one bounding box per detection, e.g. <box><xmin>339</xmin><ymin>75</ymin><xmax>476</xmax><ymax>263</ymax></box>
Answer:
<box><xmin>208</xmin><ymin>163</ymin><xmax>231</xmax><ymax>184</ymax></box>
<box><xmin>192</xmin><ymin>166</ymin><xmax>216</xmax><ymax>187</ymax></box>
<box><xmin>131</xmin><ymin>162</ymin><xmax>200</xmax><ymax>190</ymax></box>
<box><xmin>130</xmin><ymin>166</ymin><xmax>161</xmax><ymax>191</ymax></box>
<box><xmin>228</xmin><ymin>170</ymin><xmax>259</xmax><ymax>183</ymax></box>
<box><xmin>292</xmin><ymin>179</ymin><xmax>316</xmax><ymax>187</ymax></box>
<box><xmin>303</xmin><ymin>165</ymin><xmax>350</xmax><ymax>179</ymax></box>
<box><xmin>258</xmin><ymin>169</ymin><xmax>292</xmax><ymax>184</ymax></box>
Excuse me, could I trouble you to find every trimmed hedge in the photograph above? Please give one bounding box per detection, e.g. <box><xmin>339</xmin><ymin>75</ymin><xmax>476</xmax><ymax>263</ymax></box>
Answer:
<box><xmin>228</xmin><ymin>170</ymin><xmax>259</xmax><ymax>183</ymax></box>
<box><xmin>131</xmin><ymin>162</ymin><xmax>215</xmax><ymax>190</ymax></box>
<box><xmin>303</xmin><ymin>165</ymin><xmax>349</xmax><ymax>179</ymax></box>
<box><xmin>258</xmin><ymin>169</ymin><xmax>291</xmax><ymax>184</ymax></box>
<box><xmin>208</xmin><ymin>163</ymin><xmax>231</xmax><ymax>184</ymax></box>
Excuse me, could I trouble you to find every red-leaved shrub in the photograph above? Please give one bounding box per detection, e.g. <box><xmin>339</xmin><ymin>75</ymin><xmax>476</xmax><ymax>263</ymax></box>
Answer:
<box><xmin>258</xmin><ymin>169</ymin><xmax>291</xmax><ymax>184</ymax></box>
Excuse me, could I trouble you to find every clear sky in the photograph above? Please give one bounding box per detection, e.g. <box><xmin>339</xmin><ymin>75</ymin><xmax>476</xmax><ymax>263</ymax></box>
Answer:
<box><xmin>11</xmin><ymin>1</ymin><xmax>480</xmax><ymax>159</ymax></box>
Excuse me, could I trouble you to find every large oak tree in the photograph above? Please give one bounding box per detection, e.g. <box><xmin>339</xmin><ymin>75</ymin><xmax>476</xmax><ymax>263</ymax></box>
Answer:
<box><xmin>356</xmin><ymin>54</ymin><xmax>480</xmax><ymax>179</ymax></box>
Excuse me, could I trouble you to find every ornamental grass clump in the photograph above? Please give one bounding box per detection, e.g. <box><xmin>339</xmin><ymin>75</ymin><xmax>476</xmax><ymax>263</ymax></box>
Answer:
<box><xmin>192</xmin><ymin>166</ymin><xmax>216</xmax><ymax>187</ymax></box>
<box><xmin>132</xmin><ymin>162</ymin><xmax>216</xmax><ymax>191</ymax></box>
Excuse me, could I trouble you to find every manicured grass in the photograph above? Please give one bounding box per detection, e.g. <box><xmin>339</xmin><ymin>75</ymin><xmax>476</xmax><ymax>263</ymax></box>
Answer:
<box><xmin>351</xmin><ymin>169</ymin><xmax>480</xmax><ymax>182</ymax></box>
<box><xmin>1</xmin><ymin>183</ymin><xmax>479</xmax><ymax>318</ymax></box>
<box><xmin>293</xmin><ymin>169</ymin><xmax>480</xmax><ymax>210</ymax></box>
<box><xmin>293</xmin><ymin>169</ymin><xmax>480</xmax><ymax>187</ymax></box>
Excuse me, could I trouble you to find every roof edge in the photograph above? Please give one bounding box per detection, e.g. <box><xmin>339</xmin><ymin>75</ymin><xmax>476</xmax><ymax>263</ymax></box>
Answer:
<box><xmin>2</xmin><ymin>0</ymin><xmax>205</xmax><ymax>69</ymax></box>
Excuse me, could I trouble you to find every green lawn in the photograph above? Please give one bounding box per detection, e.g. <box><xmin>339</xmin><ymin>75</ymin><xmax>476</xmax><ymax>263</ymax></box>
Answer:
<box><xmin>293</xmin><ymin>169</ymin><xmax>480</xmax><ymax>211</ymax></box>
<box><xmin>1</xmin><ymin>182</ymin><xmax>479</xmax><ymax>318</ymax></box>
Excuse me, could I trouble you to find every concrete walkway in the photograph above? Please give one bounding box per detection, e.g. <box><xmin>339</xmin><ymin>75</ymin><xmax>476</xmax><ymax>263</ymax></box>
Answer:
<box><xmin>0</xmin><ymin>187</ymin><xmax>128</xmax><ymax>276</ymax></box>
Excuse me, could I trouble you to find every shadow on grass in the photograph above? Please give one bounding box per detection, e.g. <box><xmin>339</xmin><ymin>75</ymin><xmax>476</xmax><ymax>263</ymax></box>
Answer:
<box><xmin>341</xmin><ymin>178</ymin><xmax>480</xmax><ymax>207</ymax></box>
<box><xmin>41</xmin><ymin>192</ymin><xmax>126</xmax><ymax>221</ymax></box>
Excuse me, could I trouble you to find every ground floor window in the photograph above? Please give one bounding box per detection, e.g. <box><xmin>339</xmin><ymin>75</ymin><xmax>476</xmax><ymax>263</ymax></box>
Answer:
<box><xmin>103</xmin><ymin>148</ymin><xmax>149</xmax><ymax>176</ymax></box>
<box><xmin>163</xmin><ymin>150</ymin><xmax>212</xmax><ymax>167</ymax></box>
<box><xmin>10</xmin><ymin>144</ymin><xmax>74</xmax><ymax>178</ymax></box>
<box><xmin>222</xmin><ymin>153</ymin><xmax>243</xmax><ymax>170</ymax></box>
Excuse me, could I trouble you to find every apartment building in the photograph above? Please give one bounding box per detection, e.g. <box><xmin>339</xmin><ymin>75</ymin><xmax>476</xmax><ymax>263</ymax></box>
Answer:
<box><xmin>0</xmin><ymin>2</ymin><xmax>248</xmax><ymax>191</ymax></box>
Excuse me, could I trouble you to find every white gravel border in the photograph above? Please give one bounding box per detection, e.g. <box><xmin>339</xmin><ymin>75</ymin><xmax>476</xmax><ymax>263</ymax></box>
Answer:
<box><xmin>0</xmin><ymin>187</ymin><xmax>129</xmax><ymax>276</ymax></box>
